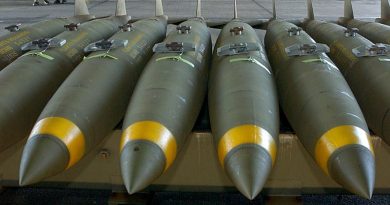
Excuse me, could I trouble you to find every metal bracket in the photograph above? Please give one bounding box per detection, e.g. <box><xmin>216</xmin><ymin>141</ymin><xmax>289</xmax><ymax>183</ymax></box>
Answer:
<box><xmin>217</xmin><ymin>42</ymin><xmax>261</xmax><ymax>56</ymax></box>
<box><xmin>352</xmin><ymin>43</ymin><xmax>390</xmax><ymax>57</ymax></box>
<box><xmin>229</xmin><ymin>56</ymin><xmax>271</xmax><ymax>74</ymax></box>
<box><xmin>177</xmin><ymin>25</ymin><xmax>191</xmax><ymax>34</ymax></box>
<box><xmin>84</xmin><ymin>39</ymin><xmax>128</xmax><ymax>53</ymax></box>
<box><xmin>64</xmin><ymin>23</ymin><xmax>80</xmax><ymax>31</ymax></box>
<box><xmin>344</xmin><ymin>28</ymin><xmax>359</xmax><ymax>37</ymax></box>
<box><xmin>285</xmin><ymin>43</ymin><xmax>330</xmax><ymax>56</ymax></box>
<box><xmin>5</xmin><ymin>24</ymin><xmax>21</xmax><ymax>32</ymax></box>
<box><xmin>21</xmin><ymin>38</ymin><xmax>66</xmax><ymax>51</ymax></box>
<box><xmin>119</xmin><ymin>23</ymin><xmax>133</xmax><ymax>32</ymax></box>
<box><xmin>287</xmin><ymin>27</ymin><xmax>302</xmax><ymax>36</ymax></box>
<box><xmin>153</xmin><ymin>42</ymin><xmax>196</xmax><ymax>53</ymax></box>
<box><xmin>230</xmin><ymin>26</ymin><xmax>243</xmax><ymax>36</ymax></box>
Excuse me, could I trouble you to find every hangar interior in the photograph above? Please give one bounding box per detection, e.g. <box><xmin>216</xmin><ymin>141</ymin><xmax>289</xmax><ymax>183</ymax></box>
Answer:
<box><xmin>0</xmin><ymin>0</ymin><xmax>390</xmax><ymax>204</ymax></box>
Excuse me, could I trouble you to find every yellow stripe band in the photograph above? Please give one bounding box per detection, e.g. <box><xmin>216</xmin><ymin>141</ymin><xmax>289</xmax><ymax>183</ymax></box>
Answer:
<box><xmin>217</xmin><ymin>124</ymin><xmax>277</xmax><ymax>168</ymax></box>
<box><xmin>29</xmin><ymin>117</ymin><xmax>86</xmax><ymax>169</ymax></box>
<box><xmin>120</xmin><ymin>121</ymin><xmax>177</xmax><ymax>171</ymax></box>
<box><xmin>315</xmin><ymin>125</ymin><xmax>374</xmax><ymax>175</ymax></box>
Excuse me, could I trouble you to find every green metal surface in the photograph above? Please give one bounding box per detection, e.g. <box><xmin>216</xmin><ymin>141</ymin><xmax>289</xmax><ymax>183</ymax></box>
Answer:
<box><xmin>37</xmin><ymin>16</ymin><xmax>167</xmax><ymax>153</ymax></box>
<box><xmin>0</xmin><ymin>15</ymin><xmax>94</xmax><ymax>70</ymax></box>
<box><xmin>19</xmin><ymin>135</ymin><xmax>69</xmax><ymax>186</ymax></box>
<box><xmin>0</xmin><ymin>16</ymin><xmax>128</xmax><ymax>157</ymax></box>
<box><xmin>265</xmin><ymin>19</ymin><xmax>373</xmax><ymax>198</ymax></box>
<box><xmin>18</xmin><ymin>15</ymin><xmax>166</xmax><ymax>185</ymax></box>
<box><xmin>265</xmin><ymin>20</ymin><xmax>367</xmax><ymax>154</ymax></box>
<box><xmin>122</xmin><ymin>18</ymin><xmax>211</xmax><ymax>146</ymax></box>
<box><xmin>339</xmin><ymin>18</ymin><xmax>390</xmax><ymax>45</ymax></box>
<box><xmin>304</xmin><ymin>19</ymin><xmax>390</xmax><ymax>144</ymax></box>
<box><xmin>327</xmin><ymin>145</ymin><xmax>375</xmax><ymax>199</ymax></box>
<box><xmin>120</xmin><ymin>17</ymin><xmax>212</xmax><ymax>193</ymax></box>
<box><xmin>209</xmin><ymin>20</ymin><xmax>279</xmax><ymax>143</ymax></box>
<box><xmin>208</xmin><ymin>19</ymin><xmax>279</xmax><ymax>199</ymax></box>
<box><xmin>121</xmin><ymin>140</ymin><xmax>166</xmax><ymax>194</ymax></box>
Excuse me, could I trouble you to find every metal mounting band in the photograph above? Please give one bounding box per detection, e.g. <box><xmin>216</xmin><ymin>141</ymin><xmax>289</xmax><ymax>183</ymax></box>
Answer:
<box><xmin>84</xmin><ymin>53</ymin><xmax>118</xmax><ymax>60</ymax></box>
<box><xmin>22</xmin><ymin>51</ymin><xmax>54</xmax><ymax>60</ymax></box>
<box><xmin>156</xmin><ymin>55</ymin><xmax>195</xmax><ymax>68</ymax></box>
<box><xmin>229</xmin><ymin>56</ymin><xmax>271</xmax><ymax>74</ymax></box>
<box><xmin>302</xmin><ymin>58</ymin><xmax>339</xmax><ymax>70</ymax></box>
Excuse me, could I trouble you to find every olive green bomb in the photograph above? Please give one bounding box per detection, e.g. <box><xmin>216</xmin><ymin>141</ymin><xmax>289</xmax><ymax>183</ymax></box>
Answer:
<box><xmin>209</xmin><ymin>0</ymin><xmax>279</xmax><ymax>200</ymax></box>
<box><xmin>0</xmin><ymin>0</ymin><xmax>94</xmax><ymax>70</ymax></box>
<box><xmin>264</xmin><ymin>0</ymin><xmax>374</xmax><ymax>199</ymax></box>
<box><xmin>120</xmin><ymin>0</ymin><xmax>212</xmax><ymax>195</ymax></box>
<box><xmin>19</xmin><ymin>0</ymin><xmax>167</xmax><ymax>186</ymax></box>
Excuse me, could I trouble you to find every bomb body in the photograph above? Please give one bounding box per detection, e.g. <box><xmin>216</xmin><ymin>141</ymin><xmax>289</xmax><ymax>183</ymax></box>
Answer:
<box><xmin>339</xmin><ymin>0</ymin><xmax>390</xmax><ymax>44</ymax></box>
<box><xmin>10</xmin><ymin>15</ymin><xmax>129</xmax><ymax>186</ymax></box>
<box><xmin>304</xmin><ymin>6</ymin><xmax>390</xmax><ymax>146</ymax></box>
<box><xmin>208</xmin><ymin>19</ymin><xmax>278</xmax><ymax>200</ymax></box>
<box><xmin>19</xmin><ymin>16</ymin><xmax>167</xmax><ymax>186</ymax></box>
<box><xmin>120</xmin><ymin>17</ymin><xmax>212</xmax><ymax>194</ymax></box>
<box><xmin>0</xmin><ymin>0</ymin><xmax>94</xmax><ymax>69</ymax></box>
<box><xmin>265</xmin><ymin>19</ymin><xmax>374</xmax><ymax>198</ymax></box>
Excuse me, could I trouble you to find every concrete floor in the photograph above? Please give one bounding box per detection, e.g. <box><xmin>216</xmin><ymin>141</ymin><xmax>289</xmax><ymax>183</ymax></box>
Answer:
<box><xmin>0</xmin><ymin>0</ymin><xmax>382</xmax><ymax>35</ymax></box>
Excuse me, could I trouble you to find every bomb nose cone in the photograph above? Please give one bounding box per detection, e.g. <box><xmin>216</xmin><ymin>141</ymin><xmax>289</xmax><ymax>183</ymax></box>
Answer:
<box><xmin>19</xmin><ymin>135</ymin><xmax>69</xmax><ymax>186</ymax></box>
<box><xmin>224</xmin><ymin>145</ymin><xmax>272</xmax><ymax>200</ymax></box>
<box><xmin>120</xmin><ymin>141</ymin><xmax>165</xmax><ymax>194</ymax></box>
<box><xmin>328</xmin><ymin>145</ymin><xmax>375</xmax><ymax>199</ymax></box>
